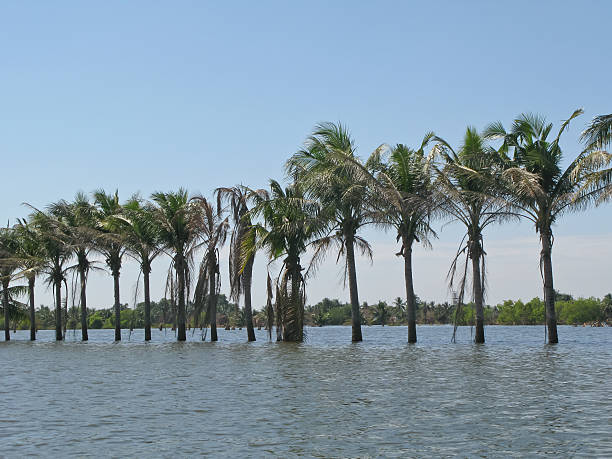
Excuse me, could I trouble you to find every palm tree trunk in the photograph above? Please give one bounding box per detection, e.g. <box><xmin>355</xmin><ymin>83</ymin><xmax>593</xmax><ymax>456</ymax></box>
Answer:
<box><xmin>284</xmin><ymin>262</ymin><xmax>303</xmax><ymax>342</ymax></box>
<box><xmin>541</xmin><ymin>230</ymin><xmax>558</xmax><ymax>344</ymax></box>
<box><xmin>243</xmin><ymin>257</ymin><xmax>256</xmax><ymax>342</ymax></box>
<box><xmin>55</xmin><ymin>281</ymin><xmax>62</xmax><ymax>341</ymax></box>
<box><xmin>113</xmin><ymin>271</ymin><xmax>121</xmax><ymax>341</ymax></box>
<box><xmin>471</xmin><ymin>239</ymin><xmax>485</xmax><ymax>344</ymax></box>
<box><xmin>209</xmin><ymin>257</ymin><xmax>218</xmax><ymax>342</ymax></box>
<box><xmin>345</xmin><ymin>234</ymin><xmax>362</xmax><ymax>342</ymax></box>
<box><xmin>79</xmin><ymin>266</ymin><xmax>88</xmax><ymax>341</ymax></box>
<box><xmin>176</xmin><ymin>255</ymin><xmax>187</xmax><ymax>341</ymax></box>
<box><xmin>403</xmin><ymin>236</ymin><xmax>417</xmax><ymax>343</ymax></box>
<box><xmin>3</xmin><ymin>280</ymin><xmax>10</xmax><ymax>341</ymax></box>
<box><xmin>143</xmin><ymin>266</ymin><xmax>151</xmax><ymax>341</ymax></box>
<box><xmin>28</xmin><ymin>276</ymin><xmax>36</xmax><ymax>341</ymax></box>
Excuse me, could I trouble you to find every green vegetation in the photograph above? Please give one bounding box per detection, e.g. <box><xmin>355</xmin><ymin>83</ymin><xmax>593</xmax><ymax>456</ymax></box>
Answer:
<box><xmin>1</xmin><ymin>111</ymin><xmax>611</xmax><ymax>344</ymax></box>
<box><xmin>305</xmin><ymin>293</ymin><xmax>612</xmax><ymax>327</ymax></box>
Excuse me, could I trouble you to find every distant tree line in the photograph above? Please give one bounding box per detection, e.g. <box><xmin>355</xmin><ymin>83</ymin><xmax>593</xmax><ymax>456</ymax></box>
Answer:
<box><xmin>305</xmin><ymin>293</ymin><xmax>612</xmax><ymax>327</ymax></box>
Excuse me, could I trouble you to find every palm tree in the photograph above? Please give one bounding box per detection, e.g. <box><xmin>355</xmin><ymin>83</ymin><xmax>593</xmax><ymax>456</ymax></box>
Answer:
<box><xmin>581</xmin><ymin>113</ymin><xmax>612</xmax><ymax>150</ymax></box>
<box><xmin>118</xmin><ymin>197</ymin><xmax>163</xmax><ymax>341</ymax></box>
<box><xmin>365</xmin><ymin>136</ymin><xmax>438</xmax><ymax>342</ymax></box>
<box><xmin>373</xmin><ymin>301</ymin><xmax>389</xmax><ymax>326</ymax></box>
<box><xmin>483</xmin><ymin>109</ymin><xmax>610</xmax><ymax>343</ymax></box>
<box><xmin>30</xmin><ymin>210</ymin><xmax>71</xmax><ymax>340</ymax></box>
<box><xmin>433</xmin><ymin>127</ymin><xmax>510</xmax><ymax>343</ymax></box>
<box><xmin>287</xmin><ymin>122</ymin><xmax>374</xmax><ymax>342</ymax></box>
<box><xmin>0</xmin><ymin>227</ymin><xmax>21</xmax><ymax>341</ymax></box>
<box><xmin>15</xmin><ymin>219</ymin><xmax>45</xmax><ymax>340</ymax></box>
<box><xmin>151</xmin><ymin>189</ymin><xmax>204</xmax><ymax>341</ymax></box>
<box><xmin>216</xmin><ymin>185</ymin><xmax>258</xmax><ymax>341</ymax></box>
<box><xmin>94</xmin><ymin>190</ymin><xmax>126</xmax><ymax>341</ymax></box>
<box><xmin>246</xmin><ymin>180</ymin><xmax>324</xmax><ymax>342</ymax></box>
<box><xmin>49</xmin><ymin>193</ymin><xmax>99</xmax><ymax>341</ymax></box>
<box><xmin>192</xmin><ymin>196</ymin><xmax>229</xmax><ymax>342</ymax></box>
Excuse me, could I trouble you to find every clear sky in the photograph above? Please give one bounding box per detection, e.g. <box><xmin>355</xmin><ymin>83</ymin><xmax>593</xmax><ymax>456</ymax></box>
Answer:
<box><xmin>1</xmin><ymin>1</ymin><xmax>611</xmax><ymax>310</ymax></box>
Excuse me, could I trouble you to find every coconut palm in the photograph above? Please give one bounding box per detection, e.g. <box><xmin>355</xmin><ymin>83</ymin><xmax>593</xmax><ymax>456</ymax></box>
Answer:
<box><xmin>15</xmin><ymin>219</ymin><xmax>45</xmax><ymax>340</ymax></box>
<box><xmin>49</xmin><ymin>193</ymin><xmax>99</xmax><ymax>341</ymax></box>
<box><xmin>576</xmin><ymin>114</ymin><xmax>612</xmax><ymax>204</ymax></box>
<box><xmin>29</xmin><ymin>210</ymin><xmax>71</xmax><ymax>340</ymax></box>
<box><xmin>118</xmin><ymin>197</ymin><xmax>163</xmax><ymax>341</ymax></box>
<box><xmin>151</xmin><ymin>189</ymin><xmax>204</xmax><ymax>341</ymax></box>
<box><xmin>246</xmin><ymin>180</ymin><xmax>324</xmax><ymax>342</ymax></box>
<box><xmin>191</xmin><ymin>196</ymin><xmax>229</xmax><ymax>342</ymax></box>
<box><xmin>483</xmin><ymin>109</ymin><xmax>609</xmax><ymax>343</ymax></box>
<box><xmin>581</xmin><ymin>113</ymin><xmax>612</xmax><ymax>150</ymax></box>
<box><xmin>215</xmin><ymin>185</ymin><xmax>258</xmax><ymax>341</ymax></box>
<box><xmin>0</xmin><ymin>227</ymin><xmax>22</xmax><ymax>341</ymax></box>
<box><xmin>287</xmin><ymin>122</ymin><xmax>375</xmax><ymax>342</ymax></box>
<box><xmin>433</xmin><ymin>127</ymin><xmax>511</xmax><ymax>343</ymax></box>
<box><xmin>364</xmin><ymin>136</ymin><xmax>438</xmax><ymax>342</ymax></box>
<box><xmin>93</xmin><ymin>190</ymin><xmax>126</xmax><ymax>341</ymax></box>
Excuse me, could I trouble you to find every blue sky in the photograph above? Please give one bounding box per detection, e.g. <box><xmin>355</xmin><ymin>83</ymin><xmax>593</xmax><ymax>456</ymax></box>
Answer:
<box><xmin>1</xmin><ymin>1</ymin><xmax>611</xmax><ymax>309</ymax></box>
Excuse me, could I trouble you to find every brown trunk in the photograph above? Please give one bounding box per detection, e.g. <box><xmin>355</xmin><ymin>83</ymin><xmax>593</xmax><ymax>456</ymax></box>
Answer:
<box><xmin>176</xmin><ymin>255</ymin><xmax>187</xmax><ymax>341</ymax></box>
<box><xmin>28</xmin><ymin>276</ymin><xmax>36</xmax><ymax>341</ymax></box>
<box><xmin>345</xmin><ymin>235</ymin><xmax>362</xmax><ymax>342</ymax></box>
<box><xmin>243</xmin><ymin>257</ymin><xmax>256</xmax><ymax>342</ymax></box>
<box><xmin>283</xmin><ymin>261</ymin><xmax>303</xmax><ymax>342</ymax></box>
<box><xmin>55</xmin><ymin>281</ymin><xmax>62</xmax><ymax>341</ymax></box>
<box><xmin>144</xmin><ymin>266</ymin><xmax>151</xmax><ymax>341</ymax></box>
<box><xmin>79</xmin><ymin>265</ymin><xmax>88</xmax><ymax>341</ymax></box>
<box><xmin>3</xmin><ymin>279</ymin><xmax>9</xmax><ymax>341</ymax></box>
<box><xmin>541</xmin><ymin>230</ymin><xmax>558</xmax><ymax>344</ymax></box>
<box><xmin>209</xmin><ymin>255</ymin><xmax>218</xmax><ymax>342</ymax></box>
<box><xmin>403</xmin><ymin>237</ymin><xmax>417</xmax><ymax>343</ymax></box>
<box><xmin>113</xmin><ymin>271</ymin><xmax>121</xmax><ymax>341</ymax></box>
<box><xmin>471</xmin><ymin>238</ymin><xmax>485</xmax><ymax>344</ymax></box>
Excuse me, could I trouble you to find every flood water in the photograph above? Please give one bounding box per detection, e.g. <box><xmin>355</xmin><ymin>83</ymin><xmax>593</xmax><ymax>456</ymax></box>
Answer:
<box><xmin>2</xmin><ymin>325</ymin><xmax>610</xmax><ymax>457</ymax></box>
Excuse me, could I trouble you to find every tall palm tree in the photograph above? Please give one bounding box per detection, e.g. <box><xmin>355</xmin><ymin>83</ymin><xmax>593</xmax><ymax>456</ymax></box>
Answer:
<box><xmin>433</xmin><ymin>127</ymin><xmax>510</xmax><ymax>343</ymax></box>
<box><xmin>94</xmin><ymin>190</ymin><xmax>126</xmax><ymax>341</ymax></box>
<box><xmin>365</xmin><ymin>136</ymin><xmax>438</xmax><ymax>342</ymax></box>
<box><xmin>581</xmin><ymin>113</ymin><xmax>612</xmax><ymax>150</ymax></box>
<box><xmin>118</xmin><ymin>197</ymin><xmax>163</xmax><ymax>341</ymax></box>
<box><xmin>483</xmin><ymin>109</ymin><xmax>609</xmax><ymax>343</ymax></box>
<box><xmin>15</xmin><ymin>219</ymin><xmax>45</xmax><ymax>340</ymax></box>
<box><xmin>29</xmin><ymin>210</ymin><xmax>71</xmax><ymax>341</ymax></box>
<box><xmin>151</xmin><ymin>189</ymin><xmax>204</xmax><ymax>341</ymax></box>
<box><xmin>287</xmin><ymin>122</ymin><xmax>374</xmax><ymax>342</ymax></box>
<box><xmin>216</xmin><ymin>185</ymin><xmax>258</xmax><ymax>341</ymax></box>
<box><xmin>49</xmin><ymin>193</ymin><xmax>99</xmax><ymax>341</ymax></box>
<box><xmin>0</xmin><ymin>227</ymin><xmax>21</xmax><ymax>341</ymax></box>
<box><xmin>246</xmin><ymin>180</ymin><xmax>324</xmax><ymax>342</ymax></box>
<box><xmin>192</xmin><ymin>197</ymin><xmax>229</xmax><ymax>342</ymax></box>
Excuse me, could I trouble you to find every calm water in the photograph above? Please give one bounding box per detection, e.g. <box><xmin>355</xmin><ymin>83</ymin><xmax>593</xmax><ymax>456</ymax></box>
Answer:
<box><xmin>1</xmin><ymin>325</ymin><xmax>610</xmax><ymax>458</ymax></box>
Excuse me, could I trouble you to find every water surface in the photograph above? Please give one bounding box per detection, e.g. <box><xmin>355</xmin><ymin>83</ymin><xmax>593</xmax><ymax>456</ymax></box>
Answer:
<box><xmin>2</xmin><ymin>325</ymin><xmax>610</xmax><ymax>457</ymax></box>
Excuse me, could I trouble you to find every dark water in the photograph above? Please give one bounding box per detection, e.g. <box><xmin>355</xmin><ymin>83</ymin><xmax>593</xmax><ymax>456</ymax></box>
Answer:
<box><xmin>1</xmin><ymin>325</ymin><xmax>610</xmax><ymax>458</ymax></box>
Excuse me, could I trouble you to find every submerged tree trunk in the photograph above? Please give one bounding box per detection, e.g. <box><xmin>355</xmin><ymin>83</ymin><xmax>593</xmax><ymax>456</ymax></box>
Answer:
<box><xmin>79</xmin><ymin>265</ymin><xmax>88</xmax><ymax>341</ymax></box>
<box><xmin>113</xmin><ymin>271</ymin><xmax>121</xmax><ymax>341</ymax></box>
<box><xmin>345</xmin><ymin>234</ymin><xmax>362</xmax><ymax>342</ymax></box>
<box><xmin>282</xmin><ymin>259</ymin><xmax>304</xmax><ymax>342</ymax></box>
<box><xmin>403</xmin><ymin>236</ymin><xmax>417</xmax><ymax>343</ymax></box>
<box><xmin>55</xmin><ymin>281</ymin><xmax>62</xmax><ymax>341</ymax></box>
<box><xmin>243</xmin><ymin>257</ymin><xmax>256</xmax><ymax>342</ymax></box>
<box><xmin>28</xmin><ymin>275</ymin><xmax>36</xmax><ymax>341</ymax></box>
<box><xmin>176</xmin><ymin>255</ymin><xmax>187</xmax><ymax>341</ymax></box>
<box><xmin>541</xmin><ymin>230</ymin><xmax>558</xmax><ymax>344</ymax></box>
<box><xmin>143</xmin><ymin>265</ymin><xmax>151</xmax><ymax>341</ymax></box>
<box><xmin>3</xmin><ymin>279</ymin><xmax>9</xmax><ymax>341</ymax></box>
<box><xmin>209</xmin><ymin>255</ymin><xmax>218</xmax><ymax>342</ymax></box>
<box><xmin>470</xmin><ymin>237</ymin><xmax>485</xmax><ymax>344</ymax></box>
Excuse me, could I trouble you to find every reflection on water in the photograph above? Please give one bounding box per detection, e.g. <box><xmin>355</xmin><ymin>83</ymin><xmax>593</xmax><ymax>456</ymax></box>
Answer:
<box><xmin>2</xmin><ymin>326</ymin><xmax>610</xmax><ymax>457</ymax></box>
